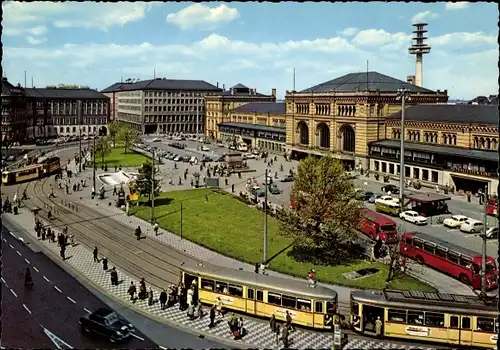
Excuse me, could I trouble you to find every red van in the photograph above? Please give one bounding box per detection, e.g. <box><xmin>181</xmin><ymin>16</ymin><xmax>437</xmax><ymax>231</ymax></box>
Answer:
<box><xmin>358</xmin><ymin>208</ymin><xmax>398</xmax><ymax>244</ymax></box>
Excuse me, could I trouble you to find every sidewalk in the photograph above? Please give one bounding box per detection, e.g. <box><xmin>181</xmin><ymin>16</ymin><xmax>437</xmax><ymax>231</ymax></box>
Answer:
<box><xmin>2</xmin><ymin>209</ymin><xmax>433</xmax><ymax>350</ymax></box>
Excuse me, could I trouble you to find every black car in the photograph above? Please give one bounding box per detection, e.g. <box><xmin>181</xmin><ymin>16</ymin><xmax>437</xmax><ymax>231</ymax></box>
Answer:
<box><xmin>202</xmin><ymin>156</ymin><xmax>213</xmax><ymax>162</ymax></box>
<box><xmin>381</xmin><ymin>184</ymin><xmax>400</xmax><ymax>194</ymax></box>
<box><xmin>356</xmin><ymin>190</ymin><xmax>374</xmax><ymax>201</ymax></box>
<box><xmin>79</xmin><ymin>308</ymin><xmax>134</xmax><ymax>343</ymax></box>
<box><xmin>280</xmin><ymin>174</ymin><xmax>294</xmax><ymax>182</ymax></box>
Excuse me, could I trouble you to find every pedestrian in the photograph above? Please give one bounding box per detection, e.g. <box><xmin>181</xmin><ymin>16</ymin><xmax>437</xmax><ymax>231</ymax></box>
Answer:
<box><xmin>41</xmin><ymin>228</ymin><xmax>46</xmax><ymax>241</ymax></box>
<box><xmin>270</xmin><ymin>314</ymin><xmax>277</xmax><ymax>333</ymax></box>
<box><xmin>110</xmin><ymin>267</ymin><xmax>118</xmax><ymax>285</ymax></box>
<box><xmin>209</xmin><ymin>305</ymin><xmax>216</xmax><ymax>328</ymax></box>
<box><xmin>275</xmin><ymin>323</ymin><xmax>281</xmax><ymax>345</ymax></box>
<box><xmin>197</xmin><ymin>303</ymin><xmax>204</xmax><ymax>319</ymax></box>
<box><xmin>375</xmin><ymin>316</ymin><xmax>383</xmax><ymax>338</ymax></box>
<box><xmin>113</xmin><ymin>186</ymin><xmax>117</xmax><ymax>196</ymax></box>
<box><xmin>139</xmin><ymin>278</ymin><xmax>147</xmax><ymax>300</ymax></box>
<box><xmin>93</xmin><ymin>246</ymin><xmax>99</xmax><ymax>262</ymax></box>
<box><xmin>187</xmin><ymin>303</ymin><xmax>195</xmax><ymax>320</ymax></box>
<box><xmin>128</xmin><ymin>281</ymin><xmax>137</xmax><ymax>301</ymax></box>
<box><xmin>308</xmin><ymin>269</ymin><xmax>316</xmax><ymax>288</ymax></box>
<box><xmin>60</xmin><ymin>245</ymin><xmax>66</xmax><ymax>260</ymax></box>
<box><xmin>238</xmin><ymin>317</ymin><xmax>245</xmax><ymax>337</ymax></box>
<box><xmin>159</xmin><ymin>289</ymin><xmax>167</xmax><ymax>310</ymax></box>
<box><xmin>153</xmin><ymin>222</ymin><xmax>159</xmax><ymax>236</ymax></box>
<box><xmin>205</xmin><ymin>195</ymin><xmax>208</xmax><ymax>204</ymax></box>
<box><xmin>281</xmin><ymin>323</ymin><xmax>289</xmax><ymax>348</ymax></box>
<box><xmin>216</xmin><ymin>296</ymin><xmax>224</xmax><ymax>317</ymax></box>
<box><xmin>135</xmin><ymin>226</ymin><xmax>141</xmax><ymax>240</ymax></box>
<box><xmin>102</xmin><ymin>257</ymin><xmax>108</xmax><ymax>271</ymax></box>
<box><xmin>286</xmin><ymin>310</ymin><xmax>295</xmax><ymax>332</ymax></box>
<box><xmin>148</xmin><ymin>288</ymin><xmax>154</xmax><ymax>306</ymax></box>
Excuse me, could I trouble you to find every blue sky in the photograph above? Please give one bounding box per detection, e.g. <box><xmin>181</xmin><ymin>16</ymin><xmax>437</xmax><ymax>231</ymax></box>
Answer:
<box><xmin>2</xmin><ymin>1</ymin><xmax>498</xmax><ymax>99</ymax></box>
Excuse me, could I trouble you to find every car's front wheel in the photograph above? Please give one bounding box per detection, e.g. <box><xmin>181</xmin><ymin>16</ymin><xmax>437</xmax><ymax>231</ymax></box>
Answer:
<box><xmin>109</xmin><ymin>335</ymin><xmax>117</xmax><ymax>343</ymax></box>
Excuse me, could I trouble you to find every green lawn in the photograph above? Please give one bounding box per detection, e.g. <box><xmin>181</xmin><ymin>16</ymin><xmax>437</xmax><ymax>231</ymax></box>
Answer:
<box><xmin>130</xmin><ymin>188</ymin><xmax>436</xmax><ymax>292</ymax></box>
<box><xmin>96</xmin><ymin>147</ymin><xmax>150</xmax><ymax>168</ymax></box>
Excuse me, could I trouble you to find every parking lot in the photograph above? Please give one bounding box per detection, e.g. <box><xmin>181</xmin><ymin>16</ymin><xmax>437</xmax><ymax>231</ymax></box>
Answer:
<box><xmin>142</xmin><ymin>136</ymin><xmax>498</xmax><ymax>258</ymax></box>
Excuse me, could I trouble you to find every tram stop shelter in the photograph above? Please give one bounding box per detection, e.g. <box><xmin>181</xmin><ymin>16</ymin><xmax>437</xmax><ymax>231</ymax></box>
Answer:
<box><xmin>403</xmin><ymin>192</ymin><xmax>451</xmax><ymax>217</ymax></box>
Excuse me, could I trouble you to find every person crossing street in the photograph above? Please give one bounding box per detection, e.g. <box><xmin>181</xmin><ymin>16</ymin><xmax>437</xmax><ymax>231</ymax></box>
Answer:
<box><xmin>93</xmin><ymin>246</ymin><xmax>99</xmax><ymax>262</ymax></box>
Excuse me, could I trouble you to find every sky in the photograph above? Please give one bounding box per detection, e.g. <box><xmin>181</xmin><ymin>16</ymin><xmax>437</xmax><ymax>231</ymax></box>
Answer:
<box><xmin>2</xmin><ymin>1</ymin><xmax>498</xmax><ymax>99</ymax></box>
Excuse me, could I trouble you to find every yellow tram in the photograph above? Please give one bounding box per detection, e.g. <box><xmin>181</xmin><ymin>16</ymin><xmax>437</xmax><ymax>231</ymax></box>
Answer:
<box><xmin>351</xmin><ymin>289</ymin><xmax>498</xmax><ymax>348</ymax></box>
<box><xmin>2</xmin><ymin>157</ymin><xmax>61</xmax><ymax>185</ymax></box>
<box><xmin>181</xmin><ymin>262</ymin><xmax>338</xmax><ymax>329</ymax></box>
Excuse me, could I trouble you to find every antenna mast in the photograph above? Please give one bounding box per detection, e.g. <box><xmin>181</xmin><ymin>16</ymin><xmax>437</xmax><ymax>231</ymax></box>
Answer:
<box><xmin>293</xmin><ymin>68</ymin><xmax>296</xmax><ymax>91</ymax></box>
<box><xmin>409</xmin><ymin>23</ymin><xmax>431</xmax><ymax>87</ymax></box>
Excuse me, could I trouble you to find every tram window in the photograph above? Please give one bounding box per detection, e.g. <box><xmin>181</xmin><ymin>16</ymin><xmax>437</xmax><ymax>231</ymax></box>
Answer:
<box><xmin>462</xmin><ymin>317</ymin><xmax>471</xmax><ymax>329</ymax></box>
<box><xmin>326</xmin><ymin>301</ymin><xmax>336</xmax><ymax>313</ymax></box>
<box><xmin>281</xmin><ymin>295</ymin><xmax>296</xmax><ymax>309</ymax></box>
<box><xmin>477</xmin><ymin>317</ymin><xmax>495</xmax><ymax>333</ymax></box>
<box><xmin>459</xmin><ymin>258</ymin><xmax>471</xmax><ymax>268</ymax></box>
<box><xmin>405</xmin><ymin>238</ymin><xmax>412</xmax><ymax>245</ymax></box>
<box><xmin>448</xmin><ymin>253</ymin><xmax>459</xmax><ymax>264</ymax></box>
<box><xmin>268</xmin><ymin>293</ymin><xmax>282</xmax><ymax>306</ymax></box>
<box><xmin>413</xmin><ymin>239</ymin><xmax>423</xmax><ymax>249</ymax></box>
<box><xmin>450</xmin><ymin>316</ymin><xmax>459</xmax><ymax>328</ymax></box>
<box><xmin>297</xmin><ymin>299</ymin><xmax>311</xmax><ymax>311</ymax></box>
<box><xmin>228</xmin><ymin>284</ymin><xmax>243</xmax><ymax>297</ymax></box>
<box><xmin>215</xmin><ymin>281</ymin><xmax>228</xmax><ymax>294</ymax></box>
<box><xmin>424</xmin><ymin>312</ymin><xmax>444</xmax><ymax>327</ymax></box>
<box><xmin>200</xmin><ymin>278</ymin><xmax>214</xmax><ymax>291</ymax></box>
<box><xmin>247</xmin><ymin>288</ymin><xmax>255</xmax><ymax>300</ymax></box>
<box><xmin>423</xmin><ymin>243</ymin><xmax>435</xmax><ymax>254</ymax></box>
<box><xmin>435</xmin><ymin>247</ymin><xmax>447</xmax><ymax>259</ymax></box>
<box><xmin>388</xmin><ymin>309</ymin><xmax>407</xmax><ymax>323</ymax></box>
<box><xmin>315</xmin><ymin>301</ymin><xmax>324</xmax><ymax>313</ymax></box>
<box><xmin>472</xmin><ymin>264</ymin><xmax>480</xmax><ymax>274</ymax></box>
<box><xmin>351</xmin><ymin>301</ymin><xmax>359</xmax><ymax>315</ymax></box>
<box><xmin>256</xmin><ymin>290</ymin><xmax>264</xmax><ymax>301</ymax></box>
<box><xmin>407</xmin><ymin>311</ymin><xmax>424</xmax><ymax>325</ymax></box>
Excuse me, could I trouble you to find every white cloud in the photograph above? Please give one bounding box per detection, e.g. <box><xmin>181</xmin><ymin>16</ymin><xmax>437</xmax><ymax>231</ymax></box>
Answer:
<box><xmin>29</xmin><ymin>25</ymin><xmax>48</xmax><ymax>36</ymax></box>
<box><xmin>26</xmin><ymin>36</ymin><xmax>47</xmax><ymax>45</ymax></box>
<box><xmin>411</xmin><ymin>10</ymin><xmax>439</xmax><ymax>23</ymax></box>
<box><xmin>445</xmin><ymin>2</ymin><xmax>469</xmax><ymax>10</ymax></box>
<box><xmin>429</xmin><ymin>32</ymin><xmax>497</xmax><ymax>47</ymax></box>
<box><xmin>337</xmin><ymin>27</ymin><xmax>359</xmax><ymax>37</ymax></box>
<box><xmin>166</xmin><ymin>3</ymin><xmax>240</xmax><ymax>30</ymax></box>
<box><xmin>352</xmin><ymin>29</ymin><xmax>410</xmax><ymax>47</ymax></box>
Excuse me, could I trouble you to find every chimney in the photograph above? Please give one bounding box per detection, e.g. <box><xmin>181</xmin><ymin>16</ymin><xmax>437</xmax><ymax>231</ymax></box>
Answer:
<box><xmin>407</xmin><ymin>75</ymin><xmax>415</xmax><ymax>85</ymax></box>
<box><xmin>231</xmin><ymin>88</ymin><xmax>234</xmax><ymax>95</ymax></box>
<box><xmin>217</xmin><ymin>82</ymin><xmax>219</xmax><ymax>88</ymax></box>
<box><xmin>271</xmin><ymin>88</ymin><xmax>276</xmax><ymax>98</ymax></box>
<box><xmin>223</xmin><ymin>84</ymin><xmax>225</xmax><ymax>91</ymax></box>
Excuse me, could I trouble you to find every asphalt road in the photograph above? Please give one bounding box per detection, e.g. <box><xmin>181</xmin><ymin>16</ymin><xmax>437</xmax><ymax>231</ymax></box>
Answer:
<box><xmin>1</xmin><ymin>223</ymin><xmax>226</xmax><ymax>349</ymax></box>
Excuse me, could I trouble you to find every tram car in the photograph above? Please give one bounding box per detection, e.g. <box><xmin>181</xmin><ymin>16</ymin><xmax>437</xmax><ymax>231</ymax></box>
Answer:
<box><xmin>2</xmin><ymin>156</ymin><xmax>61</xmax><ymax>185</ymax></box>
<box><xmin>181</xmin><ymin>262</ymin><xmax>338</xmax><ymax>329</ymax></box>
<box><xmin>351</xmin><ymin>289</ymin><xmax>498</xmax><ymax>348</ymax></box>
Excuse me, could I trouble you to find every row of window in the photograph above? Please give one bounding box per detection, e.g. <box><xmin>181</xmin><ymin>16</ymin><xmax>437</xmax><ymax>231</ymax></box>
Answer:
<box><xmin>144</xmin><ymin>105</ymin><xmax>203</xmax><ymax>113</ymax></box>
<box><xmin>404</xmin><ymin>236</ymin><xmax>474</xmax><ymax>266</ymax></box>
<box><xmin>50</xmin><ymin>118</ymin><xmax>107</xmax><ymax>126</ymax></box>
<box><xmin>199</xmin><ymin>278</ymin><xmax>334</xmax><ymax>313</ymax></box>
<box><xmin>144</xmin><ymin>98</ymin><xmax>203</xmax><ymax>105</ymax></box>
<box><xmin>144</xmin><ymin>91</ymin><xmax>203</xmax><ymax>98</ymax></box>
<box><xmin>372</xmin><ymin>160</ymin><xmax>440</xmax><ymax>183</ymax></box>
<box><xmin>144</xmin><ymin>115</ymin><xmax>202</xmax><ymax>123</ymax></box>
<box><xmin>387</xmin><ymin>309</ymin><xmax>497</xmax><ymax>333</ymax></box>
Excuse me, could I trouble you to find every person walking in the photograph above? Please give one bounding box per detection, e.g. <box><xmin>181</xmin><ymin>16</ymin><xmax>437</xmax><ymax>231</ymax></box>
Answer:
<box><xmin>187</xmin><ymin>303</ymin><xmax>195</xmax><ymax>320</ymax></box>
<box><xmin>135</xmin><ymin>226</ymin><xmax>142</xmax><ymax>240</ymax></box>
<box><xmin>216</xmin><ymin>296</ymin><xmax>224</xmax><ymax>317</ymax></box>
<box><xmin>148</xmin><ymin>288</ymin><xmax>154</xmax><ymax>306</ymax></box>
<box><xmin>270</xmin><ymin>314</ymin><xmax>277</xmax><ymax>334</ymax></box>
<box><xmin>153</xmin><ymin>222</ymin><xmax>159</xmax><ymax>236</ymax></box>
<box><xmin>102</xmin><ymin>257</ymin><xmax>108</xmax><ymax>271</ymax></box>
<box><xmin>159</xmin><ymin>289</ymin><xmax>168</xmax><ymax>310</ymax></box>
<box><xmin>208</xmin><ymin>305</ymin><xmax>216</xmax><ymax>328</ymax></box>
<box><xmin>60</xmin><ymin>245</ymin><xmax>66</xmax><ymax>260</ymax></box>
<box><xmin>197</xmin><ymin>303</ymin><xmax>204</xmax><ymax>319</ymax></box>
<box><xmin>281</xmin><ymin>323</ymin><xmax>290</xmax><ymax>348</ymax></box>
<box><xmin>275</xmin><ymin>323</ymin><xmax>281</xmax><ymax>345</ymax></box>
<box><xmin>375</xmin><ymin>316</ymin><xmax>383</xmax><ymax>338</ymax></box>
<box><xmin>93</xmin><ymin>246</ymin><xmax>99</xmax><ymax>262</ymax></box>
<box><xmin>128</xmin><ymin>282</ymin><xmax>137</xmax><ymax>302</ymax></box>
<box><xmin>110</xmin><ymin>267</ymin><xmax>118</xmax><ymax>285</ymax></box>
<box><xmin>286</xmin><ymin>310</ymin><xmax>295</xmax><ymax>332</ymax></box>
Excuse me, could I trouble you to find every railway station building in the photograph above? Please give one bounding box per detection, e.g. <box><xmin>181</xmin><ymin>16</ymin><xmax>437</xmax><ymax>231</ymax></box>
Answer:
<box><xmin>101</xmin><ymin>78</ymin><xmax>222</xmax><ymax>135</ymax></box>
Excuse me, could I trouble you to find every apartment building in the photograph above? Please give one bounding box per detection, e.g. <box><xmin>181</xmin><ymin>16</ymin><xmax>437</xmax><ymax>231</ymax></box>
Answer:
<box><xmin>101</xmin><ymin>78</ymin><xmax>222</xmax><ymax>134</ymax></box>
<box><xmin>1</xmin><ymin>77</ymin><xmax>32</xmax><ymax>144</ymax></box>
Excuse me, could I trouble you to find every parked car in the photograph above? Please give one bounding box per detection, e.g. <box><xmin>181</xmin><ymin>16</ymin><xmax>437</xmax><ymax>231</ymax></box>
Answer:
<box><xmin>201</xmin><ymin>146</ymin><xmax>210</xmax><ymax>152</ymax></box>
<box><xmin>368</xmin><ymin>193</ymin><xmax>383</xmax><ymax>203</ymax></box>
<box><xmin>79</xmin><ymin>308</ymin><xmax>134</xmax><ymax>343</ymax></box>
<box><xmin>269</xmin><ymin>183</ymin><xmax>281</xmax><ymax>195</ymax></box>
<box><xmin>443</xmin><ymin>215</ymin><xmax>469</xmax><ymax>228</ymax></box>
<box><xmin>356</xmin><ymin>190</ymin><xmax>374</xmax><ymax>201</ymax></box>
<box><xmin>460</xmin><ymin>219</ymin><xmax>484</xmax><ymax>233</ymax></box>
<box><xmin>375</xmin><ymin>195</ymin><xmax>396</xmax><ymax>204</ymax></box>
<box><xmin>243</xmin><ymin>153</ymin><xmax>256</xmax><ymax>159</ymax></box>
<box><xmin>202</xmin><ymin>156</ymin><xmax>213</xmax><ymax>162</ymax></box>
<box><xmin>381</xmin><ymin>184</ymin><xmax>400</xmax><ymax>194</ymax></box>
<box><xmin>173</xmin><ymin>155</ymin><xmax>183</xmax><ymax>162</ymax></box>
<box><xmin>485</xmin><ymin>227</ymin><xmax>498</xmax><ymax>239</ymax></box>
<box><xmin>399</xmin><ymin>210</ymin><xmax>428</xmax><ymax>225</ymax></box>
<box><xmin>251</xmin><ymin>186</ymin><xmax>265</xmax><ymax>197</ymax></box>
<box><xmin>280</xmin><ymin>174</ymin><xmax>294</xmax><ymax>182</ymax></box>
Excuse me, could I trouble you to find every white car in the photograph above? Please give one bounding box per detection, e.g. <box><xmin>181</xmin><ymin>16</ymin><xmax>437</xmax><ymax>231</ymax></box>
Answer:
<box><xmin>201</xmin><ymin>146</ymin><xmax>210</xmax><ymax>152</ymax></box>
<box><xmin>263</xmin><ymin>176</ymin><xmax>273</xmax><ymax>185</ymax></box>
<box><xmin>152</xmin><ymin>138</ymin><xmax>161</xmax><ymax>142</ymax></box>
<box><xmin>460</xmin><ymin>219</ymin><xmax>484</xmax><ymax>233</ymax></box>
<box><xmin>443</xmin><ymin>215</ymin><xmax>469</xmax><ymax>228</ymax></box>
<box><xmin>400</xmin><ymin>210</ymin><xmax>428</xmax><ymax>225</ymax></box>
<box><xmin>375</xmin><ymin>195</ymin><xmax>396</xmax><ymax>204</ymax></box>
<box><xmin>243</xmin><ymin>153</ymin><xmax>256</xmax><ymax>159</ymax></box>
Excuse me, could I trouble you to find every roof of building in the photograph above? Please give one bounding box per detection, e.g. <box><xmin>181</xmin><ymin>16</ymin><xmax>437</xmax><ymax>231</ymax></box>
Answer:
<box><xmin>101</xmin><ymin>78</ymin><xmax>222</xmax><ymax>93</ymax></box>
<box><xmin>232</xmin><ymin>102</ymin><xmax>286</xmax><ymax>115</ymax></box>
<box><xmin>299</xmin><ymin>71</ymin><xmax>436</xmax><ymax>94</ymax></box>
<box><xmin>231</xmin><ymin>83</ymin><xmax>248</xmax><ymax>89</ymax></box>
<box><xmin>25</xmin><ymin>87</ymin><xmax>108</xmax><ymax>99</ymax></box>
<box><xmin>387</xmin><ymin>104</ymin><xmax>498</xmax><ymax>125</ymax></box>
<box><xmin>404</xmin><ymin>192</ymin><xmax>451</xmax><ymax>203</ymax></box>
<box><xmin>218</xmin><ymin>122</ymin><xmax>285</xmax><ymax>134</ymax></box>
<box><xmin>1</xmin><ymin>77</ymin><xmax>25</xmax><ymax>96</ymax></box>
<box><xmin>369</xmin><ymin>139</ymin><xmax>498</xmax><ymax>162</ymax></box>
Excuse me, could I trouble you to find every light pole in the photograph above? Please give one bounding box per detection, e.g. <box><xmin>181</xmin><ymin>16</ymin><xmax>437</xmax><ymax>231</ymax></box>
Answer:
<box><xmin>481</xmin><ymin>184</ymin><xmax>488</xmax><ymax>296</ymax></box>
<box><xmin>196</xmin><ymin>95</ymin><xmax>200</xmax><ymax>149</ymax></box>
<box><xmin>263</xmin><ymin>168</ymin><xmax>269</xmax><ymax>264</ymax></box>
<box><xmin>396</xmin><ymin>88</ymin><xmax>411</xmax><ymax>212</ymax></box>
<box><xmin>93</xmin><ymin>133</ymin><xmax>96</xmax><ymax>191</ymax></box>
<box><xmin>77</xmin><ymin>100</ymin><xmax>82</xmax><ymax>172</ymax></box>
<box><xmin>151</xmin><ymin>149</ymin><xmax>155</xmax><ymax>224</ymax></box>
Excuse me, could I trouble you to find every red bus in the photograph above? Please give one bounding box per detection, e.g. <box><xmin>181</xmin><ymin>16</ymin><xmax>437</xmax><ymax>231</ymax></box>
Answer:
<box><xmin>358</xmin><ymin>208</ymin><xmax>398</xmax><ymax>244</ymax></box>
<box><xmin>486</xmin><ymin>197</ymin><xmax>498</xmax><ymax>217</ymax></box>
<box><xmin>400</xmin><ymin>232</ymin><xmax>498</xmax><ymax>290</ymax></box>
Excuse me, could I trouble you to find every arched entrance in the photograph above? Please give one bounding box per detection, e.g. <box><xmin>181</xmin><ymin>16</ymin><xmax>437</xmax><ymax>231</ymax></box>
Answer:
<box><xmin>98</xmin><ymin>126</ymin><xmax>108</xmax><ymax>136</ymax></box>
<box><xmin>297</xmin><ymin>121</ymin><xmax>309</xmax><ymax>146</ymax></box>
<box><xmin>339</xmin><ymin>125</ymin><xmax>355</xmax><ymax>153</ymax></box>
<box><xmin>317</xmin><ymin>122</ymin><xmax>330</xmax><ymax>149</ymax></box>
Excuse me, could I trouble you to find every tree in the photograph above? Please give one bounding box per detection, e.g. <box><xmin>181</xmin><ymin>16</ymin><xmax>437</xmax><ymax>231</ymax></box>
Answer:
<box><xmin>117</xmin><ymin>125</ymin><xmax>138</xmax><ymax>154</ymax></box>
<box><xmin>278</xmin><ymin>156</ymin><xmax>362</xmax><ymax>265</ymax></box>
<box><xmin>384</xmin><ymin>227</ymin><xmax>421</xmax><ymax>286</ymax></box>
<box><xmin>136</xmin><ymin>162</ymin><xmax>161</xmax><ymax>203</ymax></box>
<box><xmin>95</xmin><ymin>136</ymin><xmax>111</xmax><ymax>164</ymax></box>
<box><xmin>108</xmin><ymin>121</ymin><xmax>120</xmax><ymax>148</ymax></box>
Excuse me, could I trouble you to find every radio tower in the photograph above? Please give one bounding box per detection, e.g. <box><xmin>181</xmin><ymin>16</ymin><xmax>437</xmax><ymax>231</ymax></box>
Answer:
<box><xmin>409</xmin><ymin>23</ymin><xmax>431</xmax><ymax>88</ymax></box>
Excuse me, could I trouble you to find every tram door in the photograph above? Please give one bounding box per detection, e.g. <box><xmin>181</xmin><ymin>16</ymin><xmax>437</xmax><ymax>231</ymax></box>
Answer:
<box><xmin>448</xmin><ymin>315</ymin><xmax>472</xmax><ymax>346</ymax></box>
<box><xmin>246</xmin><ymin>288</ymin><xmax>256</xmax><ymax>314</ymax></box>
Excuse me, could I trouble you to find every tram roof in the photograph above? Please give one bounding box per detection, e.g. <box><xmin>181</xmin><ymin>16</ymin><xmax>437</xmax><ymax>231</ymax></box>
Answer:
<box><xmin>181</xmin><ymin>262</ymin><xmax>338</xmax><ymax>300</ymax></box>
<box><xmin>351</xmin><ymin>289</ymin><xmax>497</xmax><ymax>316</ymax></box>
<box><xmin>2</xmin><ymin>163</ymin><xmax>41</xmax><ymax>174</ymax></box>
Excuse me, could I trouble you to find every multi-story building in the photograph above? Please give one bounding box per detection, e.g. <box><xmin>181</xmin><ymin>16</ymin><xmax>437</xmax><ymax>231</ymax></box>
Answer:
<box><xmin>101</xmin><ymin>83</ymin><xmax>124</xmax><ymax>121</ymax></box>
<box><xmin>204</xmin><ymin>84</ymin><xmax>276</xmax><ymax>140</ymax></box>
<box><xmin>218</xmin><ymin>102</ymin><xmax>286</xmax><ymax>153</ymax></box>
<box><xmin>1</xmin><ymin>77</ymin><xmax>32</xmax><ymax>144</ymax></box>
<box><xmin>284</xmin><ymin>71</ymin><xmax>448</xmax><ymax>169</ymax></box>
<box><xmin>101</xmin><ymin>78</ymin><xmax>222</xmax><ymax>134</ymax></box>
<box><xmin>369</xmin><ymin>104</ymin><xmax>499</xmax><ymax>194</ymax></box>
<box><xmin>25</xmin><ymin>87</ymin><xmax>110</xmax><ymax>138</ymax></box>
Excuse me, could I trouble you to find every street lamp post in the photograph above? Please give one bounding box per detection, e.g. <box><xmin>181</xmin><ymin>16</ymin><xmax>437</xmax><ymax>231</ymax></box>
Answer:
<box><xmin>93</xmin><ymin>133</ymin><xmax>96</xmax><ymax>191</ymax></box>
<box><xmin>77</xmin><ymin>100</ymin><xmax>82</xmax><ymax>173</ymax></box>
<box><xmin>151</xmin><ymin>149</ymin><xmax>155</xmax><ymax>224</ymax></box>
<box><xmin>396</xmin><ymin>88</ymin><xmax>411</xmax><ymax>211</ymax></box>
<box><xmin>263</xmin><ymin>168</ymin><xmax>268</xmax><ymax>264</ymax></box>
